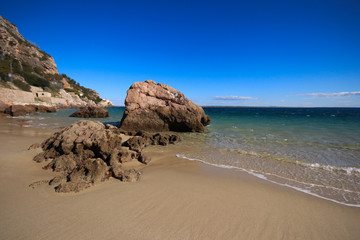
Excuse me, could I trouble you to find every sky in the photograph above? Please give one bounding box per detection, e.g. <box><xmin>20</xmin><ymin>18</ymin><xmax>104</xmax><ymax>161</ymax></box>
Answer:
<box><xmin>1</xmin><ymin>0</ymin><xmax>360</xmax><ymax>107</ymax></box>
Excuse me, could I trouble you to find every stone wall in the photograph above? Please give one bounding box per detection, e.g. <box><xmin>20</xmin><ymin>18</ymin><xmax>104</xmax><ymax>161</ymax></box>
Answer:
<box><xmin>0</xmin><ymin>87</ymin><xmax>36</xmax><ymax>105</ymax></box>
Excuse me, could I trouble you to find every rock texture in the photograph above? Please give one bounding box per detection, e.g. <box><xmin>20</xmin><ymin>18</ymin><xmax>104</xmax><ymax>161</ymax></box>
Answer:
<box><xmin>3</xmin><ymin>104</ymin><xmax>56</xmax><ymax>116</ymax></box>
<box><xmin>32</xmin><ymin>120</ymin><xmax>181</xmax><ymax>192</ymax></box>
<box><xmin>0</xmin><ymin>16</ymin><xmax>111</xmax><ymax>111</ymax></box>
<box><xmin>0</xmin><ymin>16</ymin><xmax>58</xmax><ymax>74</ymax></box>
<box><xmin>120</xmin><ymin>80</ymin><xmax>211</xmax><ymax>132</ymax></box>
<box><xmin>70</xmin><ymin>106</ymin><xmax>109</xmax><ymax>118</ymax></box>
<box><xmin>97</xmin><ymin>99</ymin><xmax>114</xmax><ymax>108</ymax></box>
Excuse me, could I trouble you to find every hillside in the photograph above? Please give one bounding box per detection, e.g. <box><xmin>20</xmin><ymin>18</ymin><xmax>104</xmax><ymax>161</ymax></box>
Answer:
<box><xmin>0</xmin><ymin>16</ymin><xmax>107</xmax><ymax>106</ymax></box>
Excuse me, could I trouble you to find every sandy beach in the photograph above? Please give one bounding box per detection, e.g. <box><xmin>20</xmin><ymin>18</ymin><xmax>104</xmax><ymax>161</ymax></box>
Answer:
<box><xmin>1</xmin><ymin>116</ymin><xmax>360</xmax><ymax>240</ymax></box>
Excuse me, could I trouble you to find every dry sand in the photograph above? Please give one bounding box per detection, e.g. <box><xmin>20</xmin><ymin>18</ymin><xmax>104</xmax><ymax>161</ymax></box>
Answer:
<box><xmin>0</xmin><ymin>116</ymin><xmax>360</xmax><ymax>240</ymax></box>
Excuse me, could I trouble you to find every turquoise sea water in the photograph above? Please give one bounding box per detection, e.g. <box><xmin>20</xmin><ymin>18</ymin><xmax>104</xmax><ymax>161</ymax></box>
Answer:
<box><xmin>10</xmin><ymin>107</ymin><xmax>360</xmax><ymax>206</ymax></box>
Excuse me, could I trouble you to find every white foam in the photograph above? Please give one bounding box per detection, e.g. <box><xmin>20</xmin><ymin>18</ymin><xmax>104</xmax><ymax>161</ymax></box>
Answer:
<box><xmin>296</xmin><ymin>161</ymin><xmax>360</xmax><ymax>175</ymax></box>
<box><xmin>176</xmin><ymin>154</ymin><xmax>360</xmax><ymax>208</ymax></box>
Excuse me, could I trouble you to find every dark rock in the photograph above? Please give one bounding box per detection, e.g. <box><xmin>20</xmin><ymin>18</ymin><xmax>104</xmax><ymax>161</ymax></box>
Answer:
<box><xmin>70</xmin><ymin>106</ymin><xmax>109</xmax><ymax>118</ymax></box>
<box><xmin>120</xmin><ymin>80</ymin><xmax>210</xmax><ymax>132</ymax></box>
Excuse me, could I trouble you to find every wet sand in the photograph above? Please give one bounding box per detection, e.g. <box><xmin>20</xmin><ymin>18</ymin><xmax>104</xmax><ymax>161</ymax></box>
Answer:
<box><xmin>0</xmin><ymin>116</ymin><xmax>360</xmax><ymax>240</ymax></box>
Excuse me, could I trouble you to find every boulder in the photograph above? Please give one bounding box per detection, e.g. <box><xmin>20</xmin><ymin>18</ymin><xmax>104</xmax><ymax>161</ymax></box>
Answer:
<box><xmin>5</xmin><ymin>104</ymin><xmax>37</xmax><ymax>116</ymax></box>
<box><xmin>120</xmin><ymin>80</ymin><xmax>210</xmax><ymax>132</ymax></box>
<box><xmin>32</xmin><ymin>120</ymin><xmax>181</xmax><ymax>192</ymax></box>
<box><xmin>70</xmin><ymin>106</ymin><xmax>109</xmax><ymax>118</ymax></box>
<box><xmin>36</xmin><ymin>105</ymin><xmax>56</xmax><ymax>113</ymax></box>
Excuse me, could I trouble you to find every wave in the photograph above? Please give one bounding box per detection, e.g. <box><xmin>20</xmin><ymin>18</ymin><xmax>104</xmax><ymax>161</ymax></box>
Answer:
<box><xmin>296</xmin><ymin>161</ymin><xmax>360</xmax><ymax>175</ymax></box>
<box><xmin>176</xmin><ymin>154</ymin><xmax>360</xmax><ymax>208</ymax></box>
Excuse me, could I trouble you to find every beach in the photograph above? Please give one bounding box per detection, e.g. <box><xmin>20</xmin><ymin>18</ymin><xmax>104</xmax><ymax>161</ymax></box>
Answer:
<box><xmin>1</xmin><ymin>115</ymin><xmax>360</xmax><ymax>240</ymax></box>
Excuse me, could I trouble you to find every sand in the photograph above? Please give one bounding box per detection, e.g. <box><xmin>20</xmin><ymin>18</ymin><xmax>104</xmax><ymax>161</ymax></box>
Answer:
<box><xmin>1</xmin><ymin>116</ymin><xmax>360</xmax><ymax>240</ymax></box>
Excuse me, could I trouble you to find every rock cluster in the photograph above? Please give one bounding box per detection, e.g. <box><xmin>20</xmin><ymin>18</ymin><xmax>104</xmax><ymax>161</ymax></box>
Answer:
<box><xmin>2</xmin><ymin>104</ymin><xmax>56</xmax><ymax>116</ymax></box>
<box><xmin>32</xmin><ymin>120</ymin><xmax>180</xmax><ymax>192</ymax></box>
<box><xmin>70</xmin><ymin>106</ymin><xmax>109</xmax><ymax>118</ymax></box>
<box><xmin>120</xmin><ymin>80</ymin><xmax>210</xmax><ymax>132</ymax></box>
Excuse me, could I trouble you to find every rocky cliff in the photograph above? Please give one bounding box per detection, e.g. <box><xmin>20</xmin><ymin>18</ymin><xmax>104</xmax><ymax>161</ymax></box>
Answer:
<box><xmin>0</xmin><ymin>16</ymin><xmax>111</xmax><ymax>109</ymax></box>
<box><xmin>0</xmin><ymin>16</ymin><xmax>58</xmax><ymax>75</ymax></box>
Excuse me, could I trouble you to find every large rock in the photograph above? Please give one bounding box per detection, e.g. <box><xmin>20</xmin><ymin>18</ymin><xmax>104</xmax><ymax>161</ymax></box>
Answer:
<box><xmin>70</xmin><ymin>106</ymin><xmax>109</xmax><ymax>118</ymax></box>
<box><xmin>5</xmin><ymin>104</ymin><xmax>36</xmax><ymax>116</ymax></box>
<box><xmin>32</xmin><ymin>120</ymin><xmax>182</xmax><ymax>193</ymax></box>
<box><xmin>120</xmin><ymin>80</ymin><xmax>211</xmax><ymax>132</ymax></box>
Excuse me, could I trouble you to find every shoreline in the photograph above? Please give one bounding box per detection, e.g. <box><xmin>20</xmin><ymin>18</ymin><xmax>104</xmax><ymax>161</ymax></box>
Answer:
<box><xmin>1</xmin><ymin>117</ymin><xmax>360</xmax><ymax>239</ymax></box>
<box><xmin>176</xmin><ymin>154</ymin><xmax>360</xmax><ymax>208</ymax></box>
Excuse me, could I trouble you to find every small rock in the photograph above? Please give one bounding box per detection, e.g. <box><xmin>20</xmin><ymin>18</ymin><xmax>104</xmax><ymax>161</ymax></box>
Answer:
<box><xmin>28</xmin><ymin>143</ymin><xmax>41</xmax><ymax>150</ymax></box>
<box><xmin>122</xmin><ymin>169</ymin><xmax>141</xmax><ymax>182</ymax></box>
<box><xmin>70</xmin><ymin>106</ymin><xmax>109</xmax><ymax>118</ymax></box>
<box><xmin>124</xmin><ymin>136</ymin><xmax>148</xmax><ymax>152</ymax></box>
<box><xmin>29</xmin><ymin>180</ymin><xmax>49</xmax><ymax>189</ymax></box>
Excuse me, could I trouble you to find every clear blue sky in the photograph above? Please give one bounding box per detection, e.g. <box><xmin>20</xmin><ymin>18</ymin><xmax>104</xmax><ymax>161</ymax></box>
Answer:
<box><xmin>2</xmin><ymin>0</ymin><xmax>360</xmax><ymax>107</ymax></box>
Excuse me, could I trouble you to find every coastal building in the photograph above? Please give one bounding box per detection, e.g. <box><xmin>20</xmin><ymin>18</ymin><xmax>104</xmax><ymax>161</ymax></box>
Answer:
<box><xmin>35</xmin><ymin>92</ymin><xmax>51</xmax><ymax>98</ymax></box>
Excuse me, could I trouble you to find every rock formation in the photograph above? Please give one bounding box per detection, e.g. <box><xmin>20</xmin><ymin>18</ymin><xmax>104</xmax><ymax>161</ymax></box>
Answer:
<box><xmin>70</xmin><ymin>106</ymin><xmax>109</xmax><ymax>118</ymax></box>
<box><xmin>120</xmin><ymin>80</ymin><xmax>210</xmax><ymax>132</ymax></box>
<box><xmin>97</xmin><ymin>99</ymin><xmax>114</xmax><ymax>108</ymax></box>
<box><xmin>4</xmin><ymin>104</ymin><xmax>56</xmax><ymax>116</ymax></box>
<box><xmin>0</xmin><ymin>16</ymin><xmax>57</xmax><ymax>74</ymax></box>
<box><xmin>0</xmin><ymin>16</ymin><xmax>111</xmax><ymax>111</ymax></box>
<box><xmin>32</xmin><ymin>120</ymin><xmax>180</xmax><ymax>192</ymax></box>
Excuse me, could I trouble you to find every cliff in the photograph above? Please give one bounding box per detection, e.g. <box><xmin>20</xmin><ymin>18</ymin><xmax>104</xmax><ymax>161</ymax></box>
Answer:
<box><xmin>0</xmin><ymin>16</ymin><xmax>112</xmax><ymax>108</ymax></box>
<box><xmin>0</xmin><ymin>16</ymin><xmax>58</xmax><ymax>75</ymax></box>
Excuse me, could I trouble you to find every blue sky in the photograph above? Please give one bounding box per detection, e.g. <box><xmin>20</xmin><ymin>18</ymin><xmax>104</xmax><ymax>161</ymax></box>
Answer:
<box><xmin>2</xmin><ymin>0</ymin><xmax>360</xmax><ymax>107</ymax></box>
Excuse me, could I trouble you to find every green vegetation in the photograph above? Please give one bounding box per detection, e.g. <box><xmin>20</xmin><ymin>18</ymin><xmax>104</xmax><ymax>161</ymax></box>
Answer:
<box><xmin>13</xmin><ymin>79</ymin><xmax>31</xmax><ymax>92</ymax></box>
<box><xmin>34</xmin><ymin>66</ymin><xmax>44</xmax><ymax>75</ymax></box>
<box><xmin>22</xmin><ymin>61</ymin><xmax>33</xmax><ymax>73</ymax></box>
<box><xmin>0</xmin><ymin>52</ymin><xmax>101</xmax><ymax>103</ymax></box>
<box><xmin>35</xmin><ymin>97</ymin><xmax>44</xmax><ymax>102</ymax></box>
<box><xmin>0</xmin><ymin>22</ymin><xmax>102</xmax><ymax>102</ymax></box>
<box><xmin>62</xmin><ymin>74</ymin><xmax>102</xmax><ymax>103</ymax></box>
<box><xmin>64</xmin><ymin>88</ymin><xmax>80</xmax><ymax>94</ymax></box>
<box><xmin>0</xmin><ymin>60</ymin><xmax>11</xmax><ymax>81</ymax></box>
<box><xmin>0</xmin><ymin>80</ymin><xmax>11</xmax><ymax>88</ymax></box>
<box><xmin>22</xmin><ymin>72</ymin><xmax>50</xmax><ymax>88</ymax></box>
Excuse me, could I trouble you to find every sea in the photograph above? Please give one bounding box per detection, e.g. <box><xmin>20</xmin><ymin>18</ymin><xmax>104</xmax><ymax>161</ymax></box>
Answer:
<box><xmin>8</xmin><ymin>107</ymin><xmax>360</xmax><ymax>207</ymax></box>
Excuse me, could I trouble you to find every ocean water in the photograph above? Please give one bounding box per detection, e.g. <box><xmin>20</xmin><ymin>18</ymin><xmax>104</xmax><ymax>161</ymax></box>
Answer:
<box><xmin>178</xmin><ymin>107</ymin><xmax>360</xmax><ymax>207</ymax></box>
<box><xmin>9</xmin><ymin>107</ymin><xmax>125</xmax><ymax>129</ymax></box>
<box><xmin>9</xmin><ymin>107</ymin><xmax>360</xmax><ymax>206</ymax></box>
